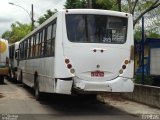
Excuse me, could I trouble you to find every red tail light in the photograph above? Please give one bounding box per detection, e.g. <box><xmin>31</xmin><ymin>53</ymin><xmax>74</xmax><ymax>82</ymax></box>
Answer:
<box><xmin>122</xmin><ymin>65</ymin><xmax>126</xmax><ymax>69</ymax></box>
<box><xmin>67</xmin><ymin>64</ymin><xmax>72</xmax><ymax>69</ymax></box>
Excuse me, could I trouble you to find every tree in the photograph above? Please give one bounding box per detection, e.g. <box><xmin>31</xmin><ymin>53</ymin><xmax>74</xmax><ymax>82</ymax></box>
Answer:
<box><xmin>37</xmin><ymin>9</ymin><xmax>57</xmax><ymax>25</ymax></box>
<box><xmin>65</xmin><ymin>0</ymin><xmax>160</xmax><ymax>27</ymax></box>
<box><xmin>2</xmin><ymin>22</ymin><xmax>32</xmax><ymax>43</ymax></box>
<box><xmin>64</xmin><ymin>0</ymin><xmax>117</xmax><ymax>10</ymax></box>
<box><xmin>1</xmin><ymin>31</ymin><xmax>11</xmax><ymax>40</ymax></box>
<box><xmin>64</xmin><ymin>0</ymin><xmax>87</xmax><ymax>9</ymax></box>
<box><xmin>92</xmin><ymin>0</ymin><xmax>117</xmax><ymax>10</ymax></box>
<box><xmin>117</xmin><ymin>0</ymin><xmax>160</xmax><ymax>27</ymax></box>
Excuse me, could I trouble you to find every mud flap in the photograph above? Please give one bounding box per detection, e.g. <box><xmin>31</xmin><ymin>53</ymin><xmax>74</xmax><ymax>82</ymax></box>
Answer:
<box><xmin>55</xmin><ymin>79</ymin><xmax>73</xmax><ymax>94</ymax></box>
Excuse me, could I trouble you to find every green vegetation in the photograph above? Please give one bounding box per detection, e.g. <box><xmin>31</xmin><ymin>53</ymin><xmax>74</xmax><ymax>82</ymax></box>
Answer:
<box><xmin>2</xmin><ymin>9</ymin><xmax>56</xmax><ymax>43</ymax></box>
<box><xmin>37</xmin><ymin>9</ymin><xmax>57</xmax><ymax>25</ymax></box>
<box><xmin>2</xmin><ymin>22</ymin><xmax>32</xmax><ymax>43</ymax></box>
<box><xmin>64</xmin><ymin>0</ymin><xmax>87</xmax><ymax>9</ymax></box>
<box><xmin>134</xmin><ymin>29</ymin><xmax>160</xmax><ymax>41</ymax></box>
<box><xmin>134</xmin><ymin>74</ymin><xmax>154</xmax><ymax>85</ymax></box>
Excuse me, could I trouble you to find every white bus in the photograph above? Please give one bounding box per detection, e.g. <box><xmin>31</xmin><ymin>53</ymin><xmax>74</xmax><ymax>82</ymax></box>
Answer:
<box><xmin>0</xmin><ymin>39</ymin><xmax>9</xmax><ymax>83</ymax></box>
<box><xmin>17</xmin><ymin>9</ymin><xmax>134</xmax><ymax>100</ymax></box>
<box><xmin>9</xmin><ymin>41</ymin><xmax>20</xmax><ymax>81</ymax></box>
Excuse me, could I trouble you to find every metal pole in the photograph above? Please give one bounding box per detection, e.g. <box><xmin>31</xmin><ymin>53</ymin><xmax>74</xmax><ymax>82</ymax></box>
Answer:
<box><xmin>9</xmin><ymin>2</ymin><xmax>30</xmax><ymax>18</ymax></box>
<box><xmin>141</xmin><ymin>16</ymin><xmax>145</xmax><ymax>85</ymax></box>
<box><xmin>31</xmin><ymin>4</ymin><xmax>34</xmax><ymax>30</ymax></box>
<box><xmin>9</xmin><ymin>2</ymin><xmax>34</xmax><ymax>30</ymax></box>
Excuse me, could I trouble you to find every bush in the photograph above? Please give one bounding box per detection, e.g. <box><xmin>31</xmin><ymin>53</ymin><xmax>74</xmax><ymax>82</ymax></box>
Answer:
<box><xmin>134</xmin><ymin>74</ymin><xmax>154</xmax><ymax>85</ymax></box>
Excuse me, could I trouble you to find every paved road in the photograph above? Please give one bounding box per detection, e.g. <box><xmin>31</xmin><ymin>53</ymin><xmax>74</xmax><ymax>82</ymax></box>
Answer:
<box><xmin>0</xmin><ymin>79</ymin><xmax>140</xmax><ymax>120</ymax></box>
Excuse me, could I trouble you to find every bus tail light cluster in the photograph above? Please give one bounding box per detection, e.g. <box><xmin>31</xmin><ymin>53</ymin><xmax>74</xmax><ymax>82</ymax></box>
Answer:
<box><xmin>65</xmin><ymin>58</ymin><xmax>75</xmax><ymax>74</ymax></box>
<box><xmin>119</xmin><ymin>60</ymin><xmax>130</xmax><ymax>74</ymax></box>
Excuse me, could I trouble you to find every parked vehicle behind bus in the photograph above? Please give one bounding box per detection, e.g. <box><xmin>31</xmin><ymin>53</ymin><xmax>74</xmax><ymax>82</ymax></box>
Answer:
<box><xmin>8</xmin><ymin>41</ymin><xmax>20</xmax><ymax>81</ymax></box>
<box><xmin>0</xmin><ymin>39</ymin><xmax>9</xmax><ymax>83</ymax></box>
<box><xmin>17</xmin><ymin>9</ymin><xmax>134</xmax><ymax>100</ymax></box>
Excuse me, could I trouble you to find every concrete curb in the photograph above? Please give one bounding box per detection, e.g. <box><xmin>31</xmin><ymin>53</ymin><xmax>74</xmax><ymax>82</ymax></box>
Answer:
<box><xmin>97</xmin><ymin>94</ymin><xmax>160</xmax><ymax>116</ymax></box>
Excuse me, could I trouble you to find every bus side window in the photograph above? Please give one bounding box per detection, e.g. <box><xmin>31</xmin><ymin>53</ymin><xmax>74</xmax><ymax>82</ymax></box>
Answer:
<box><xmin>51</xmin><ymin>21</ymin><xmax>57</xmax><ymax>56</ymax></box>
<box><xmin>27</xmin><ymin>38</ymin><xmax>31</xmax><ymax>58</ymax></box>
<box><xmin>41</xmin><ymin>30</ymin><xmax>45</xmax><ymax>56</ymax></box>
<box><xmin>15</xmin><ymin>49</ymin><xmax>19</xmax><ymax>60</ymax></box>
<box><xmin>36</xmin><ymin>33</ymin><xmax>39</xmax><ymax>57</ymax></box>
<box><xmin>21</xmin><ymin>42</ymin><xmax>24</xmax><ymax>59</ymax></box>
<box><xmin>46</xmin><ymin>25</ymin><xmax>52</xmax><ymax>56</ymax></box>
<box><xmin>25</xmin><ymin>40</ymin><xmax>28</xmax><ymax>59</ymax></box>
<box><xmin>30</xmin><ymin>37</ymin><xmax>33</xmax><ymax>58</ymax></box>
<box><xmin>39</xmin><ymin>31</ymin><xmax>43</xmax><ymax>57</ymax></box>
<box><xmin>33</xmin><ymin>35</ymin><xmax>36</xmax><ymax>57</ymax></box>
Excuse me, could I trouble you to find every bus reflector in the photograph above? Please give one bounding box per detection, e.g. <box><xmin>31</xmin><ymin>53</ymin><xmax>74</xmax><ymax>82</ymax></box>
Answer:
<box><xmin>67</xmin><ymin>64</ymin><xmax>72</xmax><ymax>69</ymax></box>
<box><xmin>124</xmin><ymin>60</ymin><xmax>129</xmax><ymax>64</ymax></box>
<box><xmin>122</xmin><ymin>65</ymin><xmax>126</xmax><ymax>69</ymax></box>
<box><xmin>65</xmin><ymin>59</ymin><xmax>70</xmax><ymax>64</ymax></box>
<box><xmin>70</xmin><ymin>69</ymin><xmax>75</xmax><ymax>74</ymax></box>
<box><xmin>119</xmin><ymin>69</ymin><xmax>123</xmax><ymax>74</ymax></box>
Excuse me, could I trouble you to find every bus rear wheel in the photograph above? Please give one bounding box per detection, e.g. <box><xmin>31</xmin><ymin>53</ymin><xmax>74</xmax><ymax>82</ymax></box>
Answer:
<box><xmin>0</xmin><ymin>76</ymin><xmax>4</xmax><ymax>84</ymax></box>
<box><xmin>80</xmin><ymin>94</ymin><xmax>97</xmax><ymax>102</ymax></box>
<box><xmin>34</xmin><ymin>79</ymin><xmax>42</xmax><ymax>101</ymax></box>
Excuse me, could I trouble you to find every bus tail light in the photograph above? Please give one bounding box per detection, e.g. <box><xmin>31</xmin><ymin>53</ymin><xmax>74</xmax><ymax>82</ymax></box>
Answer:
<box><xmin>65</xmin><ymin>58</ymin><xmax>70</xmax><ymax>64</ymax></box>
<box><xmin>119</xmin><ymin>59</ymin><xmax>129</xmax><ymax>74</ymax></box>
<box><xmin>67</xmin><ymin>64</ymin><xmax>72</xmax><ymax>69</ymax></box>
<box><xmin>70</xmin><ymin>69</ymin><xmax>75</xmax><ymax>74</ymax></box>
<box><xmin>119</xmin><ymin>69</ymin><xmax>123</xmax><ymax>74</ymax></box>
<box><xmin>124</xmin><ymin>60</ymin><xmax>129</xmax><ymax>64</ymax></box>
<box><xmin>122</xmin><ymin>65</ymin><xmax>126</xmax><ymax>69</ymax></box>
<box><xmin>130</xmin><ymin>45</ymin><xmax>134</xmax><ymax>60</ymax></box>
<box><xmin>65</xmin><ymin>58</ymin><xmax>75</xmax><ymax>74</ymax></box>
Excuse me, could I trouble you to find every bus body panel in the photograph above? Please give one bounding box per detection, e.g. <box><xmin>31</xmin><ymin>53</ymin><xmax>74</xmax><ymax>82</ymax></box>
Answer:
<box><xmin>54</xmin><ymin>12</ymin><xmax>73</xmax><ymax>78</ymax></box>
<box><xmin>19</xmin><ymin>57</ymin><xmax>55</xmax><ymax>93</ymax></box>
<box><xmin>63</xmin><ymin>45</ymin><xmax>129</xmax><ymax>81</ymax></box>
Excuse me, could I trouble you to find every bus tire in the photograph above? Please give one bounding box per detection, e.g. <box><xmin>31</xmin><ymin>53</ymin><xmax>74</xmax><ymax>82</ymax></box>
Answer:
<box><xmin>0</xmin><ymin>76</ymin><xmax>4</xmax><ymax>84</ymax></box>
<box><xmin>19</xmin><ymin>71</ymin><xmax>23</xmax><ymax>84</ymax></box>
<box><xmin>8</xmin><ymin>68</ymin><xmax>12</xmax><ymax>80</ymax></box>
<box><xmin>80</xmin><ymin>94</ymin><xmax>97</xmax><ymax>102</ymax></box>
<box><xmin>34</xmin><ymin>77</ymin><xmax>42</xmax><ymax>101</ymax></box>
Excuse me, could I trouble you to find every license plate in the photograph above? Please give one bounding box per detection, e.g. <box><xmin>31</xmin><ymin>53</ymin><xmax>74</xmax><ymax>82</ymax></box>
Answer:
<box><xmin>91</xmin><ymin>71</ymin><xmax>104</xmax><ymax>77</ymax></box>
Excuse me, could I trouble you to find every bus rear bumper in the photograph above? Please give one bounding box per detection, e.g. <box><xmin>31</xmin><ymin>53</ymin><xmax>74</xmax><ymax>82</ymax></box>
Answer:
<box><xmin>73</xmin><ymin>77</ymin><xmax>134</xmax><ymax>93</ymax></box>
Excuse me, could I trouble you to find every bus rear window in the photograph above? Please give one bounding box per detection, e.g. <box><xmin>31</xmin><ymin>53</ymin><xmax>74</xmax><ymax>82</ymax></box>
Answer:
<box><xmin>66</xmin><ymin>14</ymin><xmax>127</xmax><ymax>44</ymax></box>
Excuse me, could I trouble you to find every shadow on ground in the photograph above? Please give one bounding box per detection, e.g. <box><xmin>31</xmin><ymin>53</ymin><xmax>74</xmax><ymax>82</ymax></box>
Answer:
<box><xmin>15</xmin><ymin>83</ymin><xmax>138</xmax><ymax>117</ymax></box>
